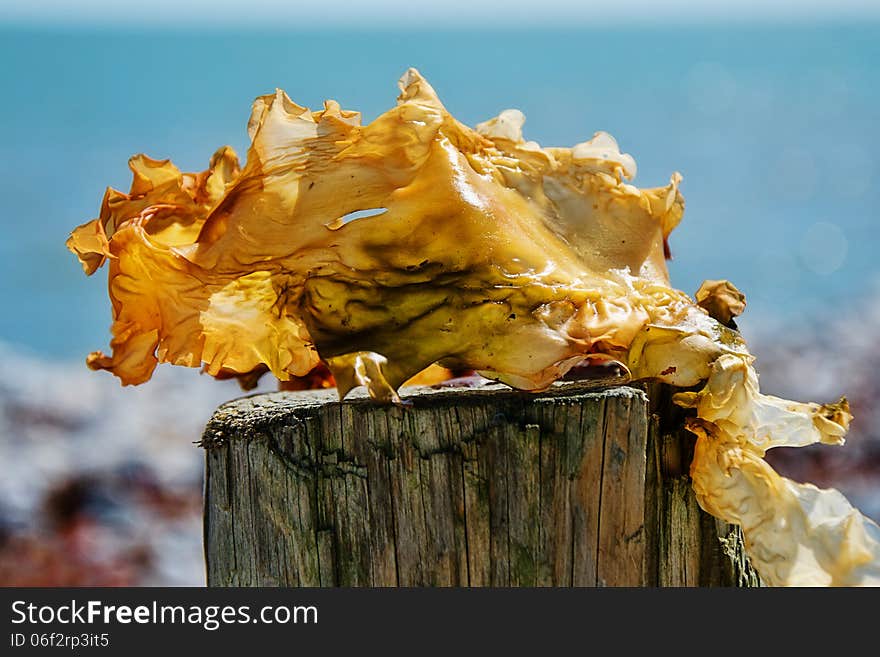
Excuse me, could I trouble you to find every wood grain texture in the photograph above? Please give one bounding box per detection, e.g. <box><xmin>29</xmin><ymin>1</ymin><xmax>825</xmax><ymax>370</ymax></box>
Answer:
<box><xmin>202</xmin><ymin>381</ymin><xmax>759</xmax><ymax>587</ymax></box>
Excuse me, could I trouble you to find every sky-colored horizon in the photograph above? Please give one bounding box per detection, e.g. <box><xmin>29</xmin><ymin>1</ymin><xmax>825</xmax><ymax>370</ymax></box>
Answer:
<box><xmin>2</xmin><ymin>0</ymin><xmax>880</xmax><ymax>28</ymax></box>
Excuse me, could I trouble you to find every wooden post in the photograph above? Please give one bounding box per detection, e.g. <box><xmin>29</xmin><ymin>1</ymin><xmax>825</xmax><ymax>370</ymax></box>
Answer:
<box><xmin>202</xmin><ymin>382</ymin><xmax>760</xmax><ymax>587</ymax></box>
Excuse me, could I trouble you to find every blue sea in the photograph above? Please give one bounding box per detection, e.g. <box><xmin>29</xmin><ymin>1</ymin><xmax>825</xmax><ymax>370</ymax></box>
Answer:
<box><xmin>1</xmin><ymin>24</ymin><xmax>878</xmax><ymax>359</ymax></box>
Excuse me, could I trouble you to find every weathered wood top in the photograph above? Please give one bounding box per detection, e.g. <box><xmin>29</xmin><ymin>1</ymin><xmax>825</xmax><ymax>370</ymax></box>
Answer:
<box><xmin>201</xmin><ymin>379</ymin><xmax>640</xmax><ymax>448</ymax></box>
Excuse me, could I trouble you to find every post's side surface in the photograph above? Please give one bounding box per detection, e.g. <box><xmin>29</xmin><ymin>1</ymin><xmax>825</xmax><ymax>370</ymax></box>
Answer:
<box><xmin>642</xmin><ymin>382</ymin><xmax>761</xmax><ymax>587</ymax></box>
<box><xmin>202</xmin><ymin>383</ymin><xmax>759</xmax><ymax>586</ymax></box>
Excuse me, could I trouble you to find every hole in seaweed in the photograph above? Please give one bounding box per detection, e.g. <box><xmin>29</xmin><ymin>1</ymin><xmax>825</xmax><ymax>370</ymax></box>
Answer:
<box><xmin>326</xmin><ymin>207</ymin><xmax>388</xmax><ymax>230</ymax></box>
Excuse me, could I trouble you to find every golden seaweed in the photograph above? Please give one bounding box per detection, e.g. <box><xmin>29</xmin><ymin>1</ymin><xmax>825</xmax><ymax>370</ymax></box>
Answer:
<box><xmin>68</xmin><ymin>69</ymin><xmax>879</xmax><ymax>585</ymax></box>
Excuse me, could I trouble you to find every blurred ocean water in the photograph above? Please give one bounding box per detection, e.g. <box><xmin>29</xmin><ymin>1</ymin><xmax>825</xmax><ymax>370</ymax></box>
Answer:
<box><xmin>0</xmin><ymin>24</ymin><xmax>879</xmax><ymax>584</ymax></box>
<box><xmin>1</xmin><ymin>25</ymin><xmax>878</xmax><ymax>358</ymax></box>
